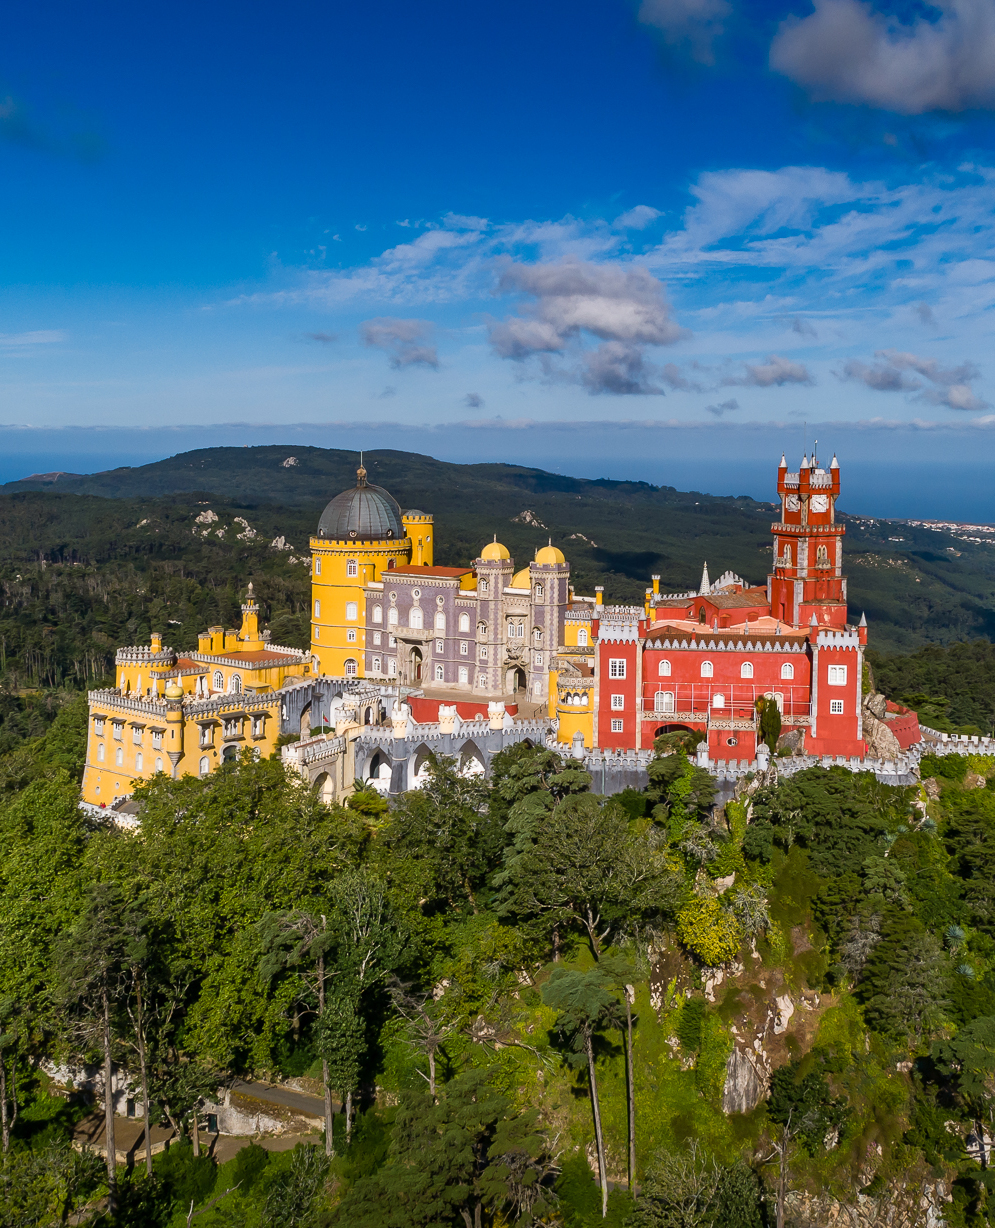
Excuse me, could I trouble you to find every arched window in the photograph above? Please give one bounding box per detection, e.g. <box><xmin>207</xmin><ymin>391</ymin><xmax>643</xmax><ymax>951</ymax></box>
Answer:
<box><xmin>458</xmin><ymin>612</ymin><xmax>470</xmax><ymax>632</ymax></box>
<box><xmin>534</xmin><ymin>584</ymin><xmax>544</xmax><ymax>600</ymax></box>
<box><xmin>477</xmin><ymin>621</ymin><xmax>488</xmax><ymax>637</ymax></box>
<box><xmin>136</xmin><ymin>752</ymin><xmax>144</xmax><ymax>771</ymax></box>
<box><xmin>97</xmin><ymin>743</ymin><xmax>105</xmax><ymax>762</ymax></box>
<box><xmin>388</xmin><ymin>658</ymin><xmax>397</xmax><ymax>676</ymax></box>
<box><xmin>231</xmin><ymin>675</ymin><xmax>242</xmax><ymax>694</ymax></box>
<box><xmin>782</xmin><ymin>543</ymin><xmax>792</xmax><ymax>566</ymax></box>
<box><xmin>372</xmin><ymin>656</ymin><xmax>381</xmax><ymax>673</ymax></box>
<box><xmin>741</xmin><ymin>661</ymin><xmax>754</xmax><ymax>679</ymax></box>
<box><xmin>345</xmin><ymin>601</ymin><xmax>358</xmax><ymax>620</ymax></box>
<box><xmin>701</xmin><ymin>660</ymin><xmax>713</xmax><ymax>677</ymax></box>
<box><xmin>578</xmin><ymin>627</ymin><xmax>589</xmax><ymax>647</ymax></box>
<box><xmin>214</xmin><ymin>670</ymin><xmax>224</xmax><ymax>691</ymax></box>
<box><xmin>479</xmin><ymin>578</ymin><xmax>488</xmax><ymax>593</ymax></box>
<box><xmin>115</xmin><ymin>747</ymin><xmax>124</xmax><ymax>766</ymax></box>
<box><xmin>314</xmin><ymin>599</ymin><xmax>321</xmax><ymax>618</ymax></box>
<box><xmin>654</xmin><ymin>691</ymin><xmax>675</xmax><ymax>713</ymax></box>
<box><xmin>344</xmin><ymin>659</ymin><xmax>358</xmax><ymax>677</ymax></box>
<box><xmin>199</xmin><ymin>756</ymin><xmax>209</xmax><ymax>777</ymax></box>
<box><xmin>409</xmin><ymin>608</ymin><xmax>423</xmax><ymax>630</ymax></box>
<box><xmin>533</xmin><ymin>627</ymin><xmax>542</xmax><ymax>643</ymax></box>
<box><xmin>712</xmin><ymin>693</ymin><xmax>725</xmax><ymax>708</ymax></box>
<box><xmin>435</xmin><ymin>664</ymin><xmax>444</xmax><ymax>682</ymax></box>
<box><xmin>699</xmin><ymin>606</ymin><xmax>707</xmax><ymax>624</ymax></box>
<box><xmin>346</xmin><ymin>559</ymin><xmax>358</xmax><ymax>577</ymax></box>
<box><xmin>155</xmin><ymin>757</ymin><xmax>163</xmax><ymax>772</ymax></box>
<box><xmin>387</xmin><ymin>607</ymin><xmax>399</xmax><ymax>626</ymax></box>
<box><xmin>435</xmin><ymin>611</ymin><xmax>446</xmax><ymax>631</ymax></box>
<box><xmin>658</xmin><ymin>659</ymin><xmax>671</xmax><ymax>676</ymax></box>
<box><xmin>581</xmin><ymin>692</ymin><xmax>589</xmax><ymax>705</ymax></box>
<box><xmin>372</xmin><ymin>604</ymin><xmax>383</xmax><ymax>624</ymax></box>
<box><xmin>816</xmin><ymin>544</ymin><xmax>830</xmax><ymax>567</ymax></box>
<box><xmin>781</xmin><ymin>661</ymin><xmax>794</xmax><ymax>680</ymax></box>
<box><xmin>314</xmin><ymin>557</ymin><xmax>321</xmax><ymax>576</ymax></box>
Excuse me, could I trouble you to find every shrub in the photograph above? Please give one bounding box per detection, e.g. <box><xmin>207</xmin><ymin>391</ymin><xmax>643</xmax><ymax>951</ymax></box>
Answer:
<box><xmin>677</xmin><ymin>896</ymin><xmax>742</xmax><ymax>966</ymax></box>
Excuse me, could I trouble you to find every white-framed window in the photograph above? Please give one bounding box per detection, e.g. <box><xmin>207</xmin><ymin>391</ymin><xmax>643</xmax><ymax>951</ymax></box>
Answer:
<box><xmin>478</xmin><ymin>673</ymin><xmax>488</xmax><ymax>687</ymax></box>
<box><xmin>533</xmin><ymin>680</ymin><xmax>543</xmax><ymax>696</ymax></box>
<box><xmin>434</xmin><ymin>611</ymin><xmax>446</xmax><ymax>631</ymax></box>
<box><xmin>435</xmin><ymin>664</ymin><xmax>444</xmax><ymax>681</ymax></box>
<box><xmin>136</xmin><ymin>752</ymin><xmax>144</xmax><ymax>771</ymax></box>
<box><xmin>200</xmin><ymin>726</ymin><xmax>212</xmax><ymax>748</ymax></box>
<box><xmin>458</xmin><ymin>666</ymin><xmax>469</xmax><ymax>684</ymax></box>
<box><xmin>611</xmin><ymin>718</ymin><xmax>623</xmax><ymax>733</ymax></box>
<box><xmin>458</xmin><ymin>612</ymin><xmax>470</xmax><ymax>632</ymax></box>
<box><xmin>533</xmin><ymin>627</ymin><xmax>542</xmax><ymax>643</ymax></box>
<box><xmin>97</xmin><ymin>743</ymin><xmax>105</xmax><ymax>762</ymax></box>
<box><xmin>372</xmin><ymin>604</ymin><xmax>383</xmax><ymax>624</ymax></box>
<box><xmin>741</xmin><ymin>662</ymin><xmax>754</xmax><ymax>679</ymax></box>
<box><xmin>479</xmin><ymin>579</ymin><xmax>488</xmax><ymax>594</ymax></box>
<box><xmin>658</xmin><ymin>659</ymin><xmax>671</xmax><ymax>676</ymax></box>
<box><xmin>132</xmin><ymin>726</ymin><xmax>143</xmax><ymax>744</ymax></box>
<box><xmin>578</xmin><ymin>627</ymin><xmax>589</xmax><ymax>647</ymax></box>
<box><xmin>409</xmin><ymin>608</ymin><xmax>424</xmax><ymax>630</ymax></box>
<box><xmin>214</xmin><ymin>670</ymin><xmax>224</xmax><ymax>691</ymax></box>
<box><xmin>830</xmin><ymin>698</ymin><xmax>844</xmax><ymax>714</ymax></box>
<box><xmin>460</xmin><ymin>640</ymin><xmax>469</xmax><ymax>655</ymax></box>
<box><xmin>701</xmin><ymin>661</ymin><xmax>713</xmax><ymax>677</ymax></box>
<box><xmin>94</xmin><ymin>717</ymin><xmax>105</xmax><ymax>735</ymax></box>
<box><xmin>152</xmin><ymin>731</ymin><xmax>162</xmax><ymax>749</ymax></box>
<box><xmin>436</xmin><ymin>639</ymin><xmax>444</xmax><ymax>654</ymax></box>
<box><xmin>252</xmin><ymin>716</ymin><xmax>264</xmax><ymax>738</ymax></box>
<box><xmin>344</xmin><ymin>659</ymin><xmax>358</xmax><ymax>677</ymax></box>
<box><xmin>388</xmin><ymin>658</ymin><xmax>397</xmax><ymax>676</ymax></box>
<box><xmin>654</xmin><ymin>691</ymin><xmax>674</xmax><ymax>713</ymax></box>
<box><xmin>712</xmin><ymin>693</ymin><xmax>725</xmax><ymax>709</ymax></box>
<box><xmin>200</xmin><ymin>756</ymin><xmax>209</xmax><ymax>776</ymax></box>
<box><xmin>347</xmin><ymin>628</ymin><xmax>357</xmax><ymax>643</ymax></box>
<box><xmin>388</xmin><ymin>635</ymin><xmax>396</xmax><ymax>647</ymax></box>
<box><xmin>371</xmin><ymin>655</ymin><xmax>382</xmax><ymax>673</ymax></box>
<box><xmin>346</xmin><ymin>559</ymin><xmax>358</xmax><ymax>577</ymax></box>
<box><xmin>115</xmin><ymin>747</ymin><xmax>124</xmax><ymax>766</ymax></box>
<box><xmin>479</xmin><ymin>646</ymin><xmax>488</xmax><ymax>661</ymax></box>
<box><xmin>534</xmin><ymin>653</ymin><xmax>543</xmax><ymax>667</ymax></box>
<box><xmin>315</xmin><ymin>557</ymin><xmax>321</xmax><ymax>576</ymax></box>
<box><xmin>373</xmin><ymin>631</ymin><xmax>381</xmax><ymax>646</ymax></box>
<box><xmin>155</xmin><ymin>757</ymin><xmax>163</xmax><ymax>773</ymax></box>
<box><xmin>231</xmin><ymin>675</ymin><xmax>242</xmax><ymax>694</ymax></box>
<box><xmin>827</xmin><ymin>665</ymin><xmax>847</xmax><ymax>686</ymax></box>
<box><xmin>508</xmin><ymin>622</ymin><xmax>524</xmax><ymax>638</ymax></box>
<box><xmin>314</xmin><ymin>626</ymin><xmax>320</xmax><ymax>639</ymax></box>
<box><xmin>388</xmin><ymin>607</ymin><xmax>399</xmax><ymax>626</ymax></box>
<box><xmin>781</xmin><ymin>661</ymin><xmax>794</xmax><ymax>679</ymax></box>
<box><xmin>346</xmin><ymin>601</ymin><xmax>358</xmax><ymax>620</ymax></box>
<box><xmin>113</xmin><ymin>721</ymin><xmax>123</xmax><ymax>740</ymax></box>
<box><xmin>610</xmin><ymin>694</ymin><xmax>624</xmax><ymax>710</ymax></box>
<box><xmin>609</xmin><ymin>659</ymin><xmax>626</xmax><ymax>678</ymax></box>
<box><xmin>534</xmin><ymin>584</ymin><xmax>544</xmax><ymax>600</ymax></box>
<box><xmin>315</xmin><ymin>599</ymin><xmax>323</xmax><ymax>618</ymax></box>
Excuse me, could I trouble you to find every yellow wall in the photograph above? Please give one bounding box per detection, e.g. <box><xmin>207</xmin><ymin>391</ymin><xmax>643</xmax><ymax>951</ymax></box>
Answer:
<box><xmin>310</xmin><ymin>537</ymin><xmax>412</xmax><ymax>677</ymax></box>
<box><xmin>402</xmin><ymin>513</ymin><xmax>434</xmax><ymax>566</ymax></box>
<box><xmin>563</xmin><ymin>618</ymin><xmax>593</xmax><ymax>648</ymax></box>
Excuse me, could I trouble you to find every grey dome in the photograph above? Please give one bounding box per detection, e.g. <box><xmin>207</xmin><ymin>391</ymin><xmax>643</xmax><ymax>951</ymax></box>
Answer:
<box><xmin>317</xmin><ymin>468</ymin><xmax>404</xmax><ymax>541</ymax></box>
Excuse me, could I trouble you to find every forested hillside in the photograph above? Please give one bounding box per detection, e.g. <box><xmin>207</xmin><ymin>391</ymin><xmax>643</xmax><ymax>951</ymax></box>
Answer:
<box><xmin>4</xmin><ymin>694</ymin><xmax>995</xmax><ymax>1224</ymax></box>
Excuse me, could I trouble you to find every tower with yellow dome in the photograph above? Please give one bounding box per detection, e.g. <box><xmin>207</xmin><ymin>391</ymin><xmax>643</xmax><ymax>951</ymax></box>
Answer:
<box><xmin>310</xmin><ymin>463</ymin><xmax>433</xmax><ymax>678</ymax></box>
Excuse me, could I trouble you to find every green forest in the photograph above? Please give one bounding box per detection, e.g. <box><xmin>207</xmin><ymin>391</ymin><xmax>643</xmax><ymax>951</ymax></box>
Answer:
<box><xmin>5</xmin><ymin>698</ymin><xmax>995</xmax><ymax>1225</ymax></box>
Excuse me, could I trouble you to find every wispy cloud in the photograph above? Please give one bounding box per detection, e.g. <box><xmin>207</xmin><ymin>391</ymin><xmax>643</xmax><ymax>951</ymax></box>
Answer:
<box><xmin>842</xmin><ymin>347</ymin><xmax>989</xmax><ymax>410</ymax></box>
<box><xmin>724</xmin><ymin>354</ymin><xmax>813</xmax><ymax>387</ymax></box>
<box><xmin>360</xmin><ymin>317</ymin><xmax>439</xmax><ymax>369</ymax></box>
<box><xmin>638</xmin><ymin>0</ymin><xmax>732</xmax><ymax>65</ymax></box>
<box><xmin>770</xmin><ymin>0</ymin><xmax>995</xmax><ymax>114</ymax></box>
<box><xmin>464</xmin><ymin>392</ymin><xmax>484</xmax><ymax>408</ymax></box>
<box><xmin>305</xmin><ymin>331</ymin><xmax>338</xmax><ymax>344</ymax></box>
<box><xmin>0</xmin><ymin>330</ymin><xmax>66</xmax><ymax>347</ymax></box>
<box><xmin>706</xmin><ymin>397</ymin><xmax>740</xmax><ymax>416</ymax></box>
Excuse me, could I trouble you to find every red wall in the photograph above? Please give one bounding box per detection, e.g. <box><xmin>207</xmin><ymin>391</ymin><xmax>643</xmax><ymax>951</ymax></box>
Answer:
<box><xmin>597</xmin><ymin>640</ymin><xmax>639</xmax><ymax>750</ymax></box>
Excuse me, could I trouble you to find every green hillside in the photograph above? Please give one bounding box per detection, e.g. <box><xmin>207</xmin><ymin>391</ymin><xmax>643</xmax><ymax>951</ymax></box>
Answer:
<box><xmin>1</xmin><ymin>446</ymin><xmax>994</xmax><ymax>699</ymax></box>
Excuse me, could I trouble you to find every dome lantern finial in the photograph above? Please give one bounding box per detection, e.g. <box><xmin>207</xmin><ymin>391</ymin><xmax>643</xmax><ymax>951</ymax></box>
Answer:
<box><xmin>356</xmin><ymin>451</ymin><xmax>367</xmax><ymax>487</ymax></box>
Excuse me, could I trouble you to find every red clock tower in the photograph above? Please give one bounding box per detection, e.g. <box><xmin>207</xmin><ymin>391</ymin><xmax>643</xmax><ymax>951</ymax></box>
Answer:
<box><xmin>768</xmin><ymin>451</ymin><xmax>848</xmax><ymax>629</ymax></box>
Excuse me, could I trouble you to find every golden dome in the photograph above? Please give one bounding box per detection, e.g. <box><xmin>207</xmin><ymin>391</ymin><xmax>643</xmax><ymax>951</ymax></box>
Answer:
<box><xmin>510</xmin><ymin>568</ymin><xmax>531</xmax><ymax>588</ymax></box>
<box><xmin>535</xmin><ymin>544</ymin><xmax>566</xmax><ymax>565</ymax></box>
<box><xmin>481</xmin><ymin>538</ymin><xmax>510</xmax><ymax>561</ymax></box>
<box><xmin>164</xmin><ymin>680</ymin><xmax>184</xmax><ymax>700</ymax></box>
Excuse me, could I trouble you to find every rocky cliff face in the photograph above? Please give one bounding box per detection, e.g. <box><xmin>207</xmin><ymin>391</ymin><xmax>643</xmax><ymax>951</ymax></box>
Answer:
<box><xmin>862</xmin><ymin>692</ymin><xmax>903</xmax><ymax>759</ymax></box>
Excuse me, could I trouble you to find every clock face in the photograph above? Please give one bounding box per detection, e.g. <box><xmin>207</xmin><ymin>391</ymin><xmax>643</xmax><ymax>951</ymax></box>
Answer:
<box><xmin>810</xmin><ymin>494</ymin><xmax>830</xmax><ymax>513</ymax></box>
<box><xmin>785</xmin><ymin>494</ymin><xmax>800</xmax><ymax>512</ymax></box>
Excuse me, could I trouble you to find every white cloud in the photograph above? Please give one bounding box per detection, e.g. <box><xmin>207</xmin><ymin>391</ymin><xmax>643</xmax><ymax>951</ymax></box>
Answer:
<box><xmin>725</xmin><ymin>354</ymin><xmax>813</xmax><ymax>386</ymax></box>
<box><xmin>360</xmin><ymin>317</ymin><xmax>439</xmax><ymax>369</ymax></box>
<box><xmin>639</xmin><ymin>0</ymin><xmax>732</xmax><ymax>64</ymax></box>
<box><xmin>614</xmin><ymin>205</ymin><xmax>661</xmax><ymax>230</ymax></box>
<box><xmin>770</xmin><ymin>0</ymin><xmax>995</xmax><ymax>114</ymax></box>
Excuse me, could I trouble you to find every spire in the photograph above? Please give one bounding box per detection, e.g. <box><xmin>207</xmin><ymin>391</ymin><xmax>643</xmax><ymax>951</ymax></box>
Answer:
<box><xmin>801</xmin><ymin>454</ymin><xmax>809</xmax><ymax>469</ymax></box>
<box><xmin>779</xmin><ymin>452</ymin><xmax>786</xmax><ymax>467</ymax></box>
<box><xmin>699</xmin><ymin>561</ymin><xmax>710</xmax><ymax>594</ymax></box>
<box><xmin>810</xmin><ymin>613</ymin><xmax>818</xmax><ymax>626</ymax></box>
<box><xmin>859</xmin><ymin>611</ymin><xmax>867</xmax><ymax>627</ymax></box>
<box><xmin>356</xmin><ymin>451</ymin><xmax>367</xmax><ymax>486</ymax></box>
<box><xmin>830</xmin><ymin>453</ymin><xmax>839</xmax><ymax>469</ymax></box>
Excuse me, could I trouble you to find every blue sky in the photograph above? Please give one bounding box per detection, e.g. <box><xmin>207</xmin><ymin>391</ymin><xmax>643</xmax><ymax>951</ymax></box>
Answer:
<box><xmin>2</xmin><ymin>0</ymin><xmax>995</xmax><ymax>499</ymax></box>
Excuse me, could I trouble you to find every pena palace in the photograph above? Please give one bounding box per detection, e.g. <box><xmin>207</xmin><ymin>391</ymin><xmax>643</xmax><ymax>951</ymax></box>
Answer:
<box><xmin>81</xmin><ymin>450</ymin><xmax>921</xmax><ymax>808</ymax></box>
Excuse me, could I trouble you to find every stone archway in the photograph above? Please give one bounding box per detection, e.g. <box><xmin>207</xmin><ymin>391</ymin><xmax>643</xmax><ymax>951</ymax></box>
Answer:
<box><xmin>410</xmin><ymin>647</ymin><xmax>423</xmax><ymax>685</ymax></box>
<box><xmin>506</xmin><ymin>666</ymin><xmax>527</xmax><ymax>694</ymax></box>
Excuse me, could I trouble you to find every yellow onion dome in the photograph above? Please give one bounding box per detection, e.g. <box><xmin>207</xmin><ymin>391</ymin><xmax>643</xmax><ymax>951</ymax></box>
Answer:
<box><xmin>164</xmin><ymin>679</ymin><xmax>184</xmax><ymax>700</ymax></box>
<box><xmin>481</xmin><ymin>538</ymin><xmax>511</xmax><ymax>561</ymax></box>
<box><xmin>535</xmin><ymin>544</ymin><xmax>566</xmax><ymax>565</ymax></box>
<box><xmin>511</xmin><ymin>568</ymin><xmax>531</xmax><ymax>588</ymax></box>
